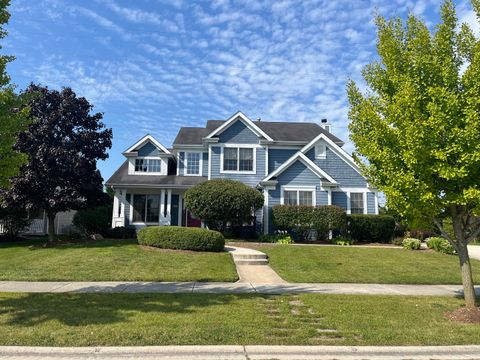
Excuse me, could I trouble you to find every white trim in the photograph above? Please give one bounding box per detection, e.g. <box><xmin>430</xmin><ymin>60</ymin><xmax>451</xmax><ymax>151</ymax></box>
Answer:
<box><xmin>265</xmin><ymin>145</ymin><xmax>269</xmax><ymax>176</ymax></box>
<box><xmin>220</xmin><ymin>145</ymin><xmax>257</xmax><ymax>175</ymax></box>
<box><xmin>184</xmin><ymin>151</ymin><xmax>203</xmax><ymax>176</ymax></box>
<box><xmin>327</xmin><ymin>188</ymin><xmax>332</xmax><ymax>205</ymax></box>
<box><xmin>263</xmin><ymin>188</ymin><xmax>269</xmax><ymax>235</ymax></box>
<box><xmin>300</xmin><ymin>133</ymin><xmax>363</xmax><ymax>176</ymax></box>
<box><xmin>363</xmin><ymin>192</ymin><xmax>368</xmax><ymax>214</ymax></box>
<box><xmin>208</xmin><ymin>145</ymin><xmax>212</xmax><ymax>180</ymax></box>
<box><xmin>167</xmin><ymin>190</ymin><xmax>172</xmax><ymax>220</ymax></box>
<box><xmin>204</xmin><ymin>111</ymin><xmax>274</xmax><ymax>142</ymax></box>
<box><xmin>124</xmin><ymin>134</ymin><xmax>171</xmax><ymax>155</ymax></box>
<box><xmin>280</xmin><ymin>185</ymin><xmax>316</xmax><ymax>206</ymax></box>
<box><xmin>176</xmin><ymin>153</ymin><xmax>180</xmax><ymax>176</ymax></box>
<box><xmin>263</xmin><ymin>152</ymin><xmax>337</xmax><ymax>184</ymax></box>
<box><xmin>131</xmin><ymin>157</ymin><xmax>166</xmax><ymax>175</ymax></box>
<box><xmin>374</xmin><ymin>191</ymin><xmax>379</xmax><ymax>215</ymax></box>
<box><xmin>268</xmin><ymin>145</ymin><xmax>303</xmax><ymax>150</ymax></box>
<box><xmin>346</xmin><ymin>192</ymin><xmax>351</xmax><ymax>214</ymax></box>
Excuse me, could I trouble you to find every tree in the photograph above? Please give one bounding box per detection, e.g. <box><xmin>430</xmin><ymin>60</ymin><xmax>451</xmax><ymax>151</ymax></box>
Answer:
<box><xmin>2</xmin><ymin>84</ymin><xmax>112</xmax><ymax>242</ymax></box>
<box><xmin>184</xmin><ymin>179</ymin><xmax>264</xmax><ymax>232</ymax></box>
<box><xmin>347</xmin><ymin>0</ymin><xmax>480</xmax><ymax>307</ymax></box>
<box><xmin>0</xmin><ymin>0</ymin><xmax>30</xmax><ymax>189</ymax></box>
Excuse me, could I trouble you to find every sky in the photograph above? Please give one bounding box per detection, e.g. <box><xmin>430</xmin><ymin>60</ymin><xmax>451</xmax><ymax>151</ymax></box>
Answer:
<box><xmin>4</xmin><ymin>0</ymin><xmax>479</xmax><ymax>181</ymax></box>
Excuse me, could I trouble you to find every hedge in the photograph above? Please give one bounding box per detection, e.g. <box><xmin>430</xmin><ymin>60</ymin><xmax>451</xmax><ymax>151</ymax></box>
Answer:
<box><xmin>137</xmin><ymin>226</ymin><xmax>225</xmax><ymax>252</ymax></box>
<box><xmin>272</xmin><ymin>205</ymin><xmax>346</xmax><ymax>240</ymax></box>
<box><xmin>347</xmin><ymin>214</ymin><xmax>395</xmax><ymax>243</ymax></box>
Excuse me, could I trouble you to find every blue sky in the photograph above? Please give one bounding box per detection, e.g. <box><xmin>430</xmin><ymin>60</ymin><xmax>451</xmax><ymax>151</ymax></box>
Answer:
<box><xmin>4</xmin><ymin>0</ymin><xmax>479</xmax><ymax>181</ymax></box>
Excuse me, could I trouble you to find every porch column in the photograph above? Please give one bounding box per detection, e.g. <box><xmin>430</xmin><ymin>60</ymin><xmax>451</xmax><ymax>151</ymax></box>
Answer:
<box><xmin>160</xmin><ymin>190</ymin><xmax>166</xmax><ymax>224</ymax></box>
<box><xmin>112</xmin><ymin>189</ymin><xmax>125</xmax><ymax>228</ymax></box>
<box><xmin>166</xmin><ymin>190</ymin><xmax>172</xmax><ymax>224</ymax></box>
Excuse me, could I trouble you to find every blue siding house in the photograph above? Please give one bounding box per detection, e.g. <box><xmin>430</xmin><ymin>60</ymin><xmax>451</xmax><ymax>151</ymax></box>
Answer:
<box><xmin>106</xmin><ymin>111</ymin><xmax>378</xmax><ymax>233</ymax></box>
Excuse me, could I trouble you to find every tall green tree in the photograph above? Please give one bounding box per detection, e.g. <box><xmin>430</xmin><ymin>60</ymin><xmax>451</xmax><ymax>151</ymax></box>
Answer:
<box><xmin>347</xmin><ymin>0</ymin><xmax>480</xmax><ymax>307</ymax></box>
<box><xmin>2</xmin><ymin>84</ymin><xmax>112</xmax><ymax>242</ymax></box>
<box><xmin>0</xmin><ymin>0</ymin><xmax>30</xmax><ymax>189</ymax></box>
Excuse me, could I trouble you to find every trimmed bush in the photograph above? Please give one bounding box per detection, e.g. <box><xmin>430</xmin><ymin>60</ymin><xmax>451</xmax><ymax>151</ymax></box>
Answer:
<box><xmin>272</xmin><ymin>205</ymin><xmax>346</xmax><ymax>241</ymax></box>
<box><xmin>73</xmin><ymin>205</ymin><xmax>111</xmax><ymax>236</ymax></box>
<box><xmin>402</xmin><ymin>238</ymin><xmax>421</xmax><ymax>250</ymax></box>
<box><xmin>426</xmin><ymin>237</ymin><xmax>456</xmax><ymax>255</ymax></box>
<box><xmin>331</xmin><ymin>236</ymin><xmax>355</xmax><ymax>246</ymax></box>
<box><xmin>258</xmin><ymin>233</ymin><xmax>294</xmax><ymax>244</ymax></box>
<box><xmin>184</xmin><ymin>179</ymin><xmax>264</xmax><ymax>233</ymax></box>
<box><xmin>347</xmin><ymin>215</ymin><xmax>395</xmax><ymax>243</ymax></box>
<box><xmin>137</xmin><ymin>226</ymin><xmax>225</xmax><ymax>252</ymax></box>
<box><xmin>103</xmin><ymin>226</ymin><xmax>137</xmax><ymax>239</ymax></box>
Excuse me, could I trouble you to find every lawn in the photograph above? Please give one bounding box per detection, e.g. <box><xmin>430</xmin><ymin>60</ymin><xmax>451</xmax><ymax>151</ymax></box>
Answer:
<box><xmin>261</xmin><ymin>245</ymin><xmax>480</xmax><ymax>284</ymax></box>
<box><xmin>0</xmin><ymin>239</ymin><xmax>238</xmax><ymax>282</ymax></box>
<box><xmin>0</xmin><ymin>292</ymin><xmax>478</xmax><ymax>346</ymax></box>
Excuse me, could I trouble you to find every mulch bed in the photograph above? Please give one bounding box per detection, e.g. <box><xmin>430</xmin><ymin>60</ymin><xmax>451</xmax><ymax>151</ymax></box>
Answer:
<box><xmin>445</xmin><ymin>306</ymin><xmax>480</xmax><ymax>323</ymax></box>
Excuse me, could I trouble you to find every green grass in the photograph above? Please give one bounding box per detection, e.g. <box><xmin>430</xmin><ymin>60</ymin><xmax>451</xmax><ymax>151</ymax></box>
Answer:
<box><xmin>0</xmin><ymin>292</ymin><xmax>478</xmax><ymax>346</ymax></box>
<box><xmin>262</xmin><ymin>245</ymin><xmax>480</xmax><ymax>284</ymax></box>
<box><xmin>0</xmin><ymin>239</ymin><xmax>238</xmax><ymax>282</ymax></box>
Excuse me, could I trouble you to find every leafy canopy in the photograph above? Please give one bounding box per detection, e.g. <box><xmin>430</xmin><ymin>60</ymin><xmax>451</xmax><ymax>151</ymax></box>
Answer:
<box><xmin>347</xmin><ymin>0</ymin><xmax>480</xmax><ymax>227</ymax></box>
<box><xmin>2</xmin><ymin>84</ymin><xmax>112</xmax><ymax>217</ymax></box>
<box><xmin>0</xmin><ymin>0</ymin><xmax>30</xmax><ymax>189</ymax></box>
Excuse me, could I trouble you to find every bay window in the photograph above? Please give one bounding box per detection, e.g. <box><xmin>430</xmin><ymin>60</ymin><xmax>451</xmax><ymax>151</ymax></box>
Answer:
<box><xmin>222</xmin><ymin>147</ymin><xmax>254</xmax><ymax>172</ymax></box>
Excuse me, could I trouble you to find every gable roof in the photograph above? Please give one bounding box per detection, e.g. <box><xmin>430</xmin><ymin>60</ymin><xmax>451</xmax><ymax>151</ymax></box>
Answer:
<box><xmin>124</xmin><ymin>134</ymin><xmax>171</xmax><ymax>155</ymax></box>
<box><xmin>173</xmin><ymin>119</ymin><xmax>344</xmax><ymax>146</ymax></box>
<box><xmin>263</xmin><ymin>152</ymin><xmax>337</xmax><ymax>185</ymax></box>
<box><xmin>204</xmin><ymin>111</ymin><xmax>274</xmax><ymax>142</ymax></box>
<box><xmin>300</xmin><ymin>133</ymin><xmax>363</xmax><ymax>176</ymax></box>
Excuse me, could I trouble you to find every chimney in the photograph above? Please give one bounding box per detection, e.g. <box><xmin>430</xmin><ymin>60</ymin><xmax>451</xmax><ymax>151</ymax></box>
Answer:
<box><xmin>257</xmin><ymin>117</ymin><xmax>261</xmax><ymax>122</ymax></box>
<box><xmin>320</xmin><ymin>118</ymin><xmax>331</xmax><ymax>133</ymax></box>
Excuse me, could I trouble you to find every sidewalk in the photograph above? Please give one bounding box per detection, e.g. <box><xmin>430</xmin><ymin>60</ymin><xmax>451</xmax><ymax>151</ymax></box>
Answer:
<box><xmin>2</xmin><ymin>345</ymin><xmax>480</xmax><ymax>360</ymax></box>
<box><xmin>0</xmin><ymin>280</ymin><xmax>478</xmax><ymax>296</ymax></box>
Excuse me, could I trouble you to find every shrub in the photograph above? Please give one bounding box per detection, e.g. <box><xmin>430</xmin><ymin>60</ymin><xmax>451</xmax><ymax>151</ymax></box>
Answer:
<box><xmin>258</xmin><ymin>233</ymin><xmax>294</xmax><ymax>244</ymax></box>
<box><xmin>73</xmin><ymin>205</ymin><xmax>111</xmax><ymax>235</ymax></box>
<box><xmin>137</xmin><ymin>226</ymin><xmax>225</xmax><ymax>252</ymax></box>
<box><xmin>0</xmin><ymin>205</ymin><xmax>30</xmax><ymax>241</ymax></box>
<box><xmin>391</xmin><ymin>237</ymin><xmax>404</xmax><ymax>246</ymax></box>
<box><xmin>347</xmin><ymin>215</ymin><xmax>395</xmax><ymax>243</ymax></box>
<box><xmin>184</xmin><ymin>179</ymin><xmax>264</xmax><ymax>232</ymax></box>
<box><xmin>426</xmin><ymin>237</ymin><xmax>456</xmax><ymax>255</ymax></box>
<box><xmin>331</xmin><ymin>236</ymin><xmax>355</xmax><ymax>246</ymax></box>
<box><xmin>103</xmin><ymin>226</ymin><xmax>137</xmax><ymax>239</ymax></box>
<box><xmin>272</xmin><ymin>205</ymin><xmax>346</xmax><ymax>241</ymax></box>
<box><xmin>402</xmin><ymin>238</ymin><xmax>421</xmax><ymax>250</ymax></box>
<box><xmin>410</xmin><ymin>228</ymin><xmax>438</xmax><ymax>240</ymax></box>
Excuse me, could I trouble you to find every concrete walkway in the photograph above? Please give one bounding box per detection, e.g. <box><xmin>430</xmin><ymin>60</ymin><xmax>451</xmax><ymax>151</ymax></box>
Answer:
<box><xmin>2</xmin><ymin>345</ymin><xmax>480</xmax><ymax>359</ymax></box>
<box><xmin>0</xmin><ymin>280</ymin><xmax>479</xmax><ymax>296</ymax></box>
<box><xmin>226</xmin><ymin>246</ymin><xmax>287</xmax><ymax>284</ymax></box>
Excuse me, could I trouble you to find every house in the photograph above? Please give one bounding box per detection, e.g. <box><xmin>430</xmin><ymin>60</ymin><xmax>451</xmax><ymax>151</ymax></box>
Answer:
<box><xmin>106</xmin><ymin>111</ymin><xmax>378</xmax><ymax>234</ymax></box>
<box><xmin>0</xmin><ymin>210</ymin><xmax>77</xmax><ymax>236</ymax></box>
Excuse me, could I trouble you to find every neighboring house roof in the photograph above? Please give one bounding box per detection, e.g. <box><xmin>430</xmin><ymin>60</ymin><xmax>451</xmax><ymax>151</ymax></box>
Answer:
<box><xmin>173</xmin><ymin>118</ymin><xmax>344</xmax><ymax>146</ymax></box>
<box><xmin>106</xmin><ymin>161</ymin><xmax>207</xmax><ymax>188</ymax></box>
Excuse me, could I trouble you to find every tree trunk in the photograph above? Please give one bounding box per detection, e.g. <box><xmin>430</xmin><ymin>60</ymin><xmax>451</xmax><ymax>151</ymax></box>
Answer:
<box><xmin>47</xmin><ymin>212</ymin><xmax>56</xmax><ymax>242</ymax></box>
<box><xmin>456</xmin><ymin>242</ymin><xmax>477</xmax><ymax>308</ymax></box>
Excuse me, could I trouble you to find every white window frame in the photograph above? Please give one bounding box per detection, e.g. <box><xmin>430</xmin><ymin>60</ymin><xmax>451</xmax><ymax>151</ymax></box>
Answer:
<box><xmin>349</xmin><ymin>192</ymin><xmax>365</xmax><ymax>214</ymax></box>
<box><xmin>220</xmin><ymin>144</ymin><xmax>257</xmax><ymax>174</ymax></box>
<box><xmin>280</xmin><ymin>185</ymin><xmax>316</xmax><ymax>206</ymax></box>
<box><xmin>131</xmin><ymin>156</ymin><xmax>164</xmax><ymax>175</ymax></box>
<box><xmin>333</xmin><ymin>188</ymin><xmax>369</xmax><ymax>214</ymax></box>
<box><xmin>184</xmin><ymin>151</ymin><xmax>202</xmax><ymax>176</ymax></box>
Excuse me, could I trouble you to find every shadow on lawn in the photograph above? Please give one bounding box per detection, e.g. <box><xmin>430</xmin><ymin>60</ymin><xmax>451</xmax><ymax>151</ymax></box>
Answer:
<box><xmin>0</xmin><ymin>238</ymin><xmax>137</xmax><ymax>251</ymax></box>
<box><xmin>0</xmin><ymin>292</ymin><xmax>254</xmax><ymax>327</ymax></box>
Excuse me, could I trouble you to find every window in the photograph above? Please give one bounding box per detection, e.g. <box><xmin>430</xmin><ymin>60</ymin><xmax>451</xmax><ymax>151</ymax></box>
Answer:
<box><xmin>283</xmin><ymin>189</ymin><xmax>314</xmax><ymax>206</ymax></box>
<box><xmin>135</xmin><ymin>158</ymin><xmax>161</xmax><ymax>173</ymax></box>
<box><xmin>132</xmin><ymin>194</ymin><xmax>160</xmax><ymax>223</ymax></box>
<box><xmin>185</xmin><ymin>152</ymin><xmax>200</xmax><ymax>175</ymax></box>
<box><xmin>315</xmin><ymin>142</ymin><xmax>326</xmax><ymax>159</ymax></box>
<box><xmin>223</xmin><ymin>147</ymin><xmax>254</xmax><ymax>172</ymax></box>
<box><xmin>350</xmin><ymin>192</ymin><xmax>364</xmax><ymax>214</ymax></box>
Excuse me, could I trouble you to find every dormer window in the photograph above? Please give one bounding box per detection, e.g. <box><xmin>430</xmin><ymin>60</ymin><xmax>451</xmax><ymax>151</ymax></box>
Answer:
<box><xmin>135</xmin><ymin>158</ymin><xmax>161</xmax><ymax>173</ymax></box>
